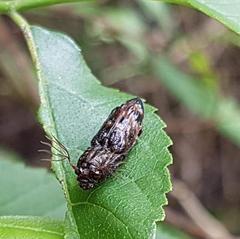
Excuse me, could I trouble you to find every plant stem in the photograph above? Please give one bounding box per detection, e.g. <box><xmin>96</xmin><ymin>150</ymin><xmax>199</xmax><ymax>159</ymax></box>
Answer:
<box><xmin>0</xmin><ymin>0</ymin><xmax>89</xmax><ymax>13</ymax></box>
<box><xmin>14</xmin><ymin>0</ymin><xmax>85</xmax><ymax>11</ymax></box>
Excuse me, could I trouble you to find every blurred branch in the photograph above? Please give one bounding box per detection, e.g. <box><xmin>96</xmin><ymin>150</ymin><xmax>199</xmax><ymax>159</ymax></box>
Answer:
<box><xmin>166</xmin><ymin>208</ymin><xmax>205</xmax><ymax>238</ymax></box>
<box><xmin>0</xmin><ymin>0</ymin><xmax>91</xmax><ymax>13</ymax></box>
<box><xmin>172</xmin><ymin>180</ymin><xmax>236</xmax><ymax>239</ymax></box>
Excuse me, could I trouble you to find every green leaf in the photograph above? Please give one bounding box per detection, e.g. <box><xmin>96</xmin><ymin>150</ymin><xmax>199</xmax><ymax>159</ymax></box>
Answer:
<box><xmin>153</xmin><ymin>57</ymin><xmax>240</xmax><ymax>146</ymax></box>
<box><xmin>0</xmin><ymin>216</ymin><xmax>64</xmax><ymax>239</ymax></box>
<box><xmin>0</xmin><ymin>150</ymin><xmax>66</xmax><ymax>219</ymax></box>
<box><xmin>161</xmin><ymin>0</ymin><xmax>240</xmax><ymax>35</ymax></box>
<box><xmin>31</xmin><ymin>26</ymin><xmax>172</xmax><ymax>239</ymax></box>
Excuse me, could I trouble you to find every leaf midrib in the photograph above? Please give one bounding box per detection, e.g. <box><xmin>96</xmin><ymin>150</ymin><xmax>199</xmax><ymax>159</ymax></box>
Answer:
<box><xmin>0</xmin><ymin>223</ymin><xmax>63</xmax><ymax>236</ymax></box>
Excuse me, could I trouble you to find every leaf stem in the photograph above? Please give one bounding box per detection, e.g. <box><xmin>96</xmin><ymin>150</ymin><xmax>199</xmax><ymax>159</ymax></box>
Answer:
<box><xmin>0</xmin><ymin>2</ymin><xmax>11</xmax><ymax>13</ymax></box>
<box><xmin>15</xmin><ymin>0</ymin><xmax>86</xmax><ymax>11</ymax></box>
<box><xmin>0</xmin><ymin>0</ymin><xmax>89</xmax><ymax>13</ymax></box>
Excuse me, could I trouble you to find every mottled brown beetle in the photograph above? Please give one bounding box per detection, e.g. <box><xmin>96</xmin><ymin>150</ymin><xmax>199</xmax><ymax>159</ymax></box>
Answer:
<box><xmin>41</xmin><ymin>98</ymin><xmax>144</xmax><ymax>190</ymax></box>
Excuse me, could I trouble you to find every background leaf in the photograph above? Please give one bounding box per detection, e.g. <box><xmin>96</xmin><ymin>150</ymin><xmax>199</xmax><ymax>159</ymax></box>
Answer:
<box><xmin>31</xmin><ymin>25</ymin><xmax>172</xmax><ymax>239</ymax></box>
<box><xmin>0</xmin><ymin>149</ymin><xmax>66</xmax><ymax>219</ymax></box>
<box><xmin>161</xmin><ymin>0</ymin><xmax>240</xmax><ymax>35</ymax></box>
<box><xmin>0</xmin><ymin>216</ymin><xmax>64</xmax><ymax>239</ymax></box>
<box><xmin>153</xmin><ymin>57</ymin><xmax>240</xmax><ymax>146</ymax></box>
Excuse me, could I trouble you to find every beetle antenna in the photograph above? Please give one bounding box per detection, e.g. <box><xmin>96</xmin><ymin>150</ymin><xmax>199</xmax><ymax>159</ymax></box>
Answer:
<box><xmin>39</xmin><ymin>134</ymin><xmax>76</xmax><ymax>170</ymax></box>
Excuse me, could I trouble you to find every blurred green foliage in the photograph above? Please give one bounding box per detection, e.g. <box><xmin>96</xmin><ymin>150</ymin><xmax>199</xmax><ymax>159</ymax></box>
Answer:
<box><xmin>0</xmin><ymin>149</ymin><xmax>65</xmax><ymax>218</ymax></box>
<box><xmin>0</xmin><ymin>216</ymin><xmax>64</xmax><ymax>239</ymax></box>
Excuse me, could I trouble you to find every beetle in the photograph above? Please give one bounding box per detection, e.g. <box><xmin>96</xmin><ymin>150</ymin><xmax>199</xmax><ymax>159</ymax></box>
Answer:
<box><xmin>41</xmin><ymin>98</ymin><xmax>144</xmax><ymax>190</ymax></box>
